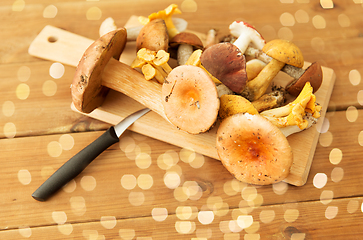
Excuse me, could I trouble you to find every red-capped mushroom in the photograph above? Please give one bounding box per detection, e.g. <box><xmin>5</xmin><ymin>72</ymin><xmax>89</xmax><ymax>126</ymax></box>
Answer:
<box><xmin>229</xmin><ymin>21</ymin><xmax>265</xmax><ymax>53</ymax></box>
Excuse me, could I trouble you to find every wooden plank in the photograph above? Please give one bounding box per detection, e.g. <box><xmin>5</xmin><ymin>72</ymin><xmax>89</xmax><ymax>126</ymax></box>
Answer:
<box><xmin>1</xmin><ymin>108</ymin><xmax>363</xmax><ymax>230</ymax></box>
<box><xmin>0</xmin><ymin>61</ymin><xmax>110</xmax><ymax>139</ymax></box>
<box><xmin>1</xmin><ymin>179</ymin><xmax>362</xmax><ymax>240</ymax></box>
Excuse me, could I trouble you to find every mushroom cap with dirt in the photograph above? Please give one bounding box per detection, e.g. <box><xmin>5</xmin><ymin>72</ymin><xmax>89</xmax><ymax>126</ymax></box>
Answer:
<box><xmin>200</xmin><ymin>42</ymin><xmax>248</xmax><ymax>93</ymax></box>
<box><xmin>216</xmin><ymin>113</ymin><xmax>293</xmax><ymax>185</ymax></box>
<box><xmin>71</xmin><ymin>28</ymin><xmax>127</xmax><ymax>113</ymax></box>
<box><xmin>136</xmin><ymin>19</ymin><xmax>169</xmax><ymax>52</ymax></box>
<box><xmin>162</xmin><ymin>65</ymin><xmax>220</xmax><ymax>134</ymax></box>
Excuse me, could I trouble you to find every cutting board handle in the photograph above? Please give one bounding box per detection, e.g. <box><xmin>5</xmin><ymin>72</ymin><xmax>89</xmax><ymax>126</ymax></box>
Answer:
<box><xmin>28</xmin><ymin>25</ymin><xmax>94</xmax><ymax>67</ymax></box>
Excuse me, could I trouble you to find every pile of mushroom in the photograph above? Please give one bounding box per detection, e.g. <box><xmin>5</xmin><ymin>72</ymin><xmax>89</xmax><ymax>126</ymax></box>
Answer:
<box><xmin>98</xmin><ymin>4</ymin><xmax>324</xmax><ymax>185</ymax></box>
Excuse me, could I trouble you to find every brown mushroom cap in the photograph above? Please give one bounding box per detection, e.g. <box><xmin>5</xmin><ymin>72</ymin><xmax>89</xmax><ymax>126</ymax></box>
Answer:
<box><xmin>136</xmin><ymin>19</ymin><xmax>169</xmax><ymax>52</ymax></box>
<box><xmin>71</xmin><ymin>28</ymin><xmax>127</xmax><ymax>113</ymax></box>
<box><xmin>162</xmin><ymin>65</ymin><xmax>219</xmax><ymax>134</ymax></box>
<box><xmin>169</xmin><ymin>32</ymin><xmax>204</xmax><ymax>49</ymax></box>
<box><xmin>200</xmin><ymin>42</ymin><xmax>248</xmax><ymax>93</ymax></box>
<box><xmin>285</xmin><ymin>62</ymin><xmax>323</xmax><ymax>96</ymax></box>
<box><xmin>216</xmin><ymin>113</ymin><xmax>293</xmax><ymax>185</ymax></box>
<box><xmin>263</xmin><ymin>39</ymin><xmax>304</xmax><ymax>68</ymax></box>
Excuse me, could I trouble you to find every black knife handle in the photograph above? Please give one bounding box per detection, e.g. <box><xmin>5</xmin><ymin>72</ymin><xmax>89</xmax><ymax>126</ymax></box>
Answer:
<box><xmin>32</xmin><ymin>127</ymin><xmax>119</xmax><ymax>201</ymax></box>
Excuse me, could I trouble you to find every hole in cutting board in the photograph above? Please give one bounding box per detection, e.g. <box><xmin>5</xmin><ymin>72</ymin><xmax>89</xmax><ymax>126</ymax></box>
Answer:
<box><xmin>48</xmin><ymin>36</ymin><xmax>58</xmax><ymax>43</ymax></box>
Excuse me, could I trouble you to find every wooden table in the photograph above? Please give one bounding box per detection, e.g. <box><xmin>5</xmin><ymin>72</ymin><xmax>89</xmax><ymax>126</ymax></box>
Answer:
<box><xmin>1</xmin><ymin>0</ymin><xmax>362</xmax><ymax>239</ymax></box>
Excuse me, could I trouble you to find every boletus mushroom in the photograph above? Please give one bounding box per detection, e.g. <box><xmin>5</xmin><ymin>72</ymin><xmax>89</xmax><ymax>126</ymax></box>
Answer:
<box><xmin>136</xmin><ymin>19</ymin><xmax>169</xmax><ymax>52</ymax></box>
<box><xmin>169</xmin><ymin>32</ymin><xmax>204</xmax><ymax>65</ymax></box>
<box><xmin>72</xmin><ymin>28</ymin><xmax>127</xmax><ymax>113</ymax></box>
<box><xmin>162</xmin><ymin>65</ymin><xmax>219</xmax><ymax>134</ymax></box>
<box><xmin>285</xmin><ymin>62</ymin><xmax>323</xmax><ymax>96</ymax></box>
<box><xmin>200</xmin><ymin>42</ymin><xmax>248</xmax><ymax>94</ymax></box>
<box><xmin>241</xmin><ymin>39</ymin><xmax>304</xmax><ymax>101</ymax></box>
<box><xmin>216</xmin><ymin>113</ymin><xmax>293</xmax><ymax>185</ymax></box>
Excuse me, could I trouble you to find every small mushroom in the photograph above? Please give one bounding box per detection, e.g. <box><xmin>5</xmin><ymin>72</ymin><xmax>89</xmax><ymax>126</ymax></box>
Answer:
<box><xmin>139</xmin><ymin>4</ymin><xmax>182</xmax><ymax>39</ymax></box>
<box><xmin>205</xmin><ymin>28</ymin><xmax>218</xmax><ymax>49</ymax></box>
<box><xmin>169</xmin><ymin>32</ymin><xmax>203</xmax><ymax>65</ymax></box>
<box><xmin>243</xmin><ymin>47</ymin><xmax>323</xmax><ymax>95</ymax></box>
<box><xmin>162</xmin><ymin>65</ymin><xmax>220</xmax><ymax>134</ymax></box>
<box><xmin>241</xmin><ymin>39</ymin><xmax>304</xmax><ymax>101</ymax></box>
<box><xmin>251</xmin><ymin>90</ymin><xmax>285</xmax><ymax>112</ymax></box>
<box><xmin>200</xmin><ymin>42</ymin><xmax>248</xmax><ymax>94</ymax></box>
<box><xmin>285</xmin><ymin>62</ymin><xmax>323</xmax><ymax>96</ymax></box>
<box><xmin>260</xmin><ymin>82</ymin><xmax>322</xmax><ymax>130</ymax></box>
<box><xmin>136</xmin><ymin>19</ymin><xmax>169</xmax><ymax>52</ymax></box>
<box><xmin>216</xmin><ymin>112</ymin><xmax>293</xmax><ymax>185</ymax></box>
<box><xmin>229</xmin><ymin>21</ymin><xmax>265</xmax><ymax>53</ymax></box>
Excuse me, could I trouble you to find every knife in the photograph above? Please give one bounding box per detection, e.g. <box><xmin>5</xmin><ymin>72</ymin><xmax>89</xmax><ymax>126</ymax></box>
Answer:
<box><xmin>32</xmin><ymin>108</ymin><xmax>150</xmax><ymax>201</ymax></box>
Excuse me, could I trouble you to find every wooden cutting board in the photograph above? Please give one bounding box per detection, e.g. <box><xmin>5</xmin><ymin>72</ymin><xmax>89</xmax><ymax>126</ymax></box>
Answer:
<box><xmin>28</xmin><ymin>16</ymin><xmax>336</xmax><ymax>186</ymax></box>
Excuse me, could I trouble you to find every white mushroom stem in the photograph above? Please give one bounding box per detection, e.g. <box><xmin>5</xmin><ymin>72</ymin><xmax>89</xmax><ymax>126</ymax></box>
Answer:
<box><xmin>126</xmin><ymin>25</ymin><xmax>144</xmax><ymax>41</ymax></box>
<box><xmin>99</xmin><ymin>17</ymin><xmax>188</xmax><ymax>41</ymax></box>
<box><xmin>216</xmin><ymin>83</ymin><xmax>234</xmax><ymax>97</ymax></box>
<box><xmin>205</xmin><ymin>28</ymin><xmax>218</xmax><ymax>48</ymax></box>
<box><xmin>177</xmin><ymin>44</ymin><xmax>194</xmax><ymax>65</ymax></box>
<box><xmin>229</xmin><ymin>21</ymin><xmax>265</xmax><ymax>53</ymax></box>
<box><xmin>245</xmin><ymin>46</ymin><xmax>305</xmax><ymax>79</ymax></box>
<box><xmin>278</xmin><ymin>113</ymin><xmax>317</xmax><ymax>137</ymax></box>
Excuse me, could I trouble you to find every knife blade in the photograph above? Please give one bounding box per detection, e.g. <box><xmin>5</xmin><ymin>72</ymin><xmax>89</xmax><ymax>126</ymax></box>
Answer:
<box><xmin>32</xmin><ymin>108</ymin><xmax>150</xmax><ymax>201</ymax></box>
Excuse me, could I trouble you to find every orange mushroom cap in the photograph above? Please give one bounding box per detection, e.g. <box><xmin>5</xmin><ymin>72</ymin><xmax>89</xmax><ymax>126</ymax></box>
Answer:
<box><xmin>216</xmin><ymin>113</ymin><xmax>293</xmax><ymax>185</ymax></box>
<box><xmin>162</xmin><ymin>65</ymin><xmax>220</xmax><ymax>134</ymax></box>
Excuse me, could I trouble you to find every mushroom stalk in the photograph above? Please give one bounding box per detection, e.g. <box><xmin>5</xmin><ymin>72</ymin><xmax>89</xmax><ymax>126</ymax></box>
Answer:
<box><xmin>241</xmin><ymin>58</ymin><xmax>285</xmax><ymax>101</ymax></box>
<box><xmin>170</xmin><ymin>32</ymin><xmax>204</xmax><ymax>66</ymax></box>
<box><xmin>260</xmin><ymin>82</ymin><xmax>322</xmax><ymax>130</ymax></box>
<box><xmin>245</xmin><ymin>46</ymin><xmax>305</xmax><ymax>79</ymax></box>
<box><xmin>218</xmin><ymin>90</ymin><xmax>285</xmax><ymax>119</ymax></box>
<box><xmin>251</xmin><ymin>90</ymin><xmax>285</xmax><ymax>112</ymax></box>
<box><xmin>177</xmin><ymin>44</ymin><xmax>194</xmax><ymax>65</ymax></box>
<box><xmin>205</xmin><ymin>28</ymin><xmax>218</xmax><ymax>49</ymax></box>
<box><xmin>229</xmin><ymin>21</ymin><xmax>265</xmax><ymax>53</ymax></box>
